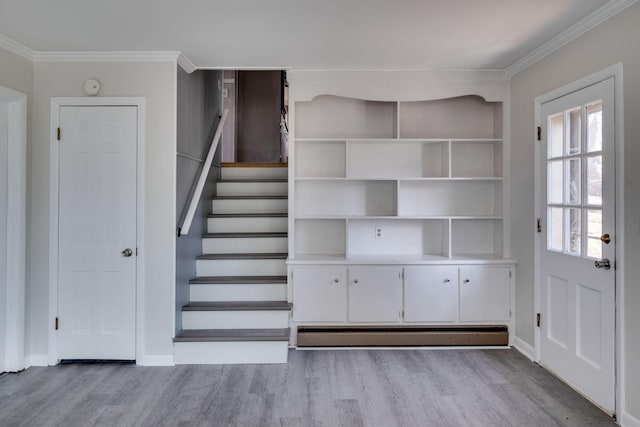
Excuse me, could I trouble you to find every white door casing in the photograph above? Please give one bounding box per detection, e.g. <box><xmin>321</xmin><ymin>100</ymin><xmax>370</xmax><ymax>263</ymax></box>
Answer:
<box><xmin>57</xmin><ymin>105</ymin><xmax>137</xmax><ymax>360</ymax></box>
<box><xmin>0</xmin><ymin>100</ymin><xmax>7</xmax><ymax>372</ymax></box>
<box><xmin>539</xmin><ymin>78</ymin><xmax>615</xmax><ymax>413</ymax></box>
<box><xmin>0</xmin><ymin>85</ymin><xmax>27</xmax><ymax>373</ymax></box>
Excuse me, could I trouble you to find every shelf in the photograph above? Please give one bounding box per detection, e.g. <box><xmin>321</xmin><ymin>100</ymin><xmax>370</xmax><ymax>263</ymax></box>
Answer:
<box><xmin>347</xmin><ymin>218</ymin><xmax>449</xmax><ymax>258</ymax></box>
<box><xmin>292</xmin><ymin>93</ymin><xmax>508</xmax><ymax>264</ymax></box>
<box><xmin>451</xmin><ymin>218</ymin><xmax>504</xmax><ymax>258</ymax></box>
<box><xmin>347</xmin><ymin>140</ymin><xmax>447</xmax><ymax>178</ymax></box>
<box><xmin>294</xmin><ymin>177</ymin><xmax>502</xmax><ymax>182</ymax></box>
<box><xmin>399</xmin><ymin>96</ymin><xmax>502</xmax><ymax>139</ymax></box>
<box><xmin>451</xmin><ymin>140</ymin><xmax>503</xmax><ymax>178</ymax></box>
<box><xmin>295</xmin><ymin>140</ymin><xmax>345</xmax><ymax>178</ymax></box>
<box><xmin>287</xmin><ymin>254</ymin><xmax>516</xmax><ymax>265</ymax></box>
<box><xmin>295</xmin><ymin>180</ymin><xmax>397</xmax><ymax>217</ymax></box>
<box><xmin>295</xmin><ymin>219</ymin><xmax>346</xmax><ymax>257</ymax></box>
<box><xmin>294</xmin><ymin>215</ymin><xmax>503</xmax><ymax>220</ymax></box>
<box><xmin>398</xmin><ymin>180</ymin><xmax>502</xmax><ymax>217</ymax></box>
<box><xmin>295</xmin><ymin>96</ymin><xmax>397</xmax><ymax>139</ymax></box>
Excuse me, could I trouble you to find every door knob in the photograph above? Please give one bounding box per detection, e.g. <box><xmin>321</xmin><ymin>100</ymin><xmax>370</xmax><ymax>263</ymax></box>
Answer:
<box><xmin>594</xmin><ymin>259</ymin><xmax>611</xmax><ymax>270</ymax></box>
<box><xmin>600</xmin><ymin>233</ymin><xmax>611</xmax><ymax>244</ymax></box>
<box><xmin>122</xmin><ymin>248</ymin><xmax>133</xmax><ymax>257</ymax></box>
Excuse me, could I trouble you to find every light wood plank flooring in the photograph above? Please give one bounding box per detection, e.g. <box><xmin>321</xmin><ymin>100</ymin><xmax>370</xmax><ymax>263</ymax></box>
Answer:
<box><xmin>0</xmin><ymin>349</ymin><xmax>615</xmax><ymax>427</ymax></box>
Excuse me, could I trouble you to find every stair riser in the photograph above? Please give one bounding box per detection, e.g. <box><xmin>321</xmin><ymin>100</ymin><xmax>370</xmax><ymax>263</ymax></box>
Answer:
<box><xmin>221</xmin><ymin>168</ymin><xmax>288</xmax><ymax>180</ymax></box>
<box><xmin>174</xmin><ymin>341</ymin><xmax>288</xmax><ymax>364</ymax></box>
<box><xmin>202</xmin><ymin>237</ymin><xmax>287</xmax><ymax>254</ymax></box>
<box><xmin>182</xmin><ymin>310</ymin><xmax>289</xmax><ymax>329</ymax></box>
<box><xmin>207</xmin><ymin>217</ymin><xmax>287</xmax><ymax>233</ymax></box>
<box><xmin>196</xmin><ymin>259</ymin><xmax>286</xmax><ymax>276</ymax></box>
<box><xmin>212</xmin><ymin>199</ymin><xmax>288</xmax><ymax>214</ymax></box>
<box><xmin>190</xmin><ymin>284</ymin><xmax>287</xmax><ymax>302</ymax></box>
<box><xmin>217</xmin><ymin>182</ymin><xmax>287</xmax><ymax>197</ymax></box>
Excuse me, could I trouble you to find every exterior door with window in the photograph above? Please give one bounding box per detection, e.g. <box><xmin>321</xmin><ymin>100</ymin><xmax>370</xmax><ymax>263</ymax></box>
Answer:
<box><xmin>539</xmin><ymin>78</ymin><xmax>615</xmax><ymax>413</ymax></box>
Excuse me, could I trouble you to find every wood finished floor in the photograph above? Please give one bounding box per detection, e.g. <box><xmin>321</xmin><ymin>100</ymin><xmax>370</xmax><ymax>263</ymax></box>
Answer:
<box><xmin>0</xmin><ymin>349</ymin><xmax>615</xmax><ymax>427</ymax></box>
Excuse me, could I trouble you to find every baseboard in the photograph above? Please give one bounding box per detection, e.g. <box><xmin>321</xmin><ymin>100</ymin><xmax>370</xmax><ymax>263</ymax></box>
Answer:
<box><xmin>513</xmin><ymin>336</ymin><xmax>535</xmax><ymax>361</ymax></box>
<box><xmin>139</xmin><ymin>355</ymin><xmax>174</xmax><ymax>366</ymax></box>
<box><xmin>623</xmin><ymin>411</ymin><xmax>640</xmax><ymax>427</ymax></box>
<box><xmin>24</xmin><ymin>355</ymin><xmax>49</xmax><ymax>368</ymax></box>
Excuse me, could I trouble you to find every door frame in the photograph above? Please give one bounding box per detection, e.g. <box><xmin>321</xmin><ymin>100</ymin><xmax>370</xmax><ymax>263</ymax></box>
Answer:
<box><xmin>534</xmin><ymin>63</ymin><xmax>625</xmax><ymax>417</ymax></box>
<box><xmin>48</xmin><ymin>98</ymin><xmax>146</xmax><ymax>365</ymax></box>
<box><xmin>0</xmin><ymin>85</ymin><xmax>27</xmax><ymax>372</ymax></box>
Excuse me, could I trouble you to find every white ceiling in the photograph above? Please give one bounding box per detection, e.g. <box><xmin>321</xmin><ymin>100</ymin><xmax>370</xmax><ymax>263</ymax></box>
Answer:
<box><xmin>0</xmin><ymin>0</ymin><xmax>614</xmax><ymax>70</ymax></box>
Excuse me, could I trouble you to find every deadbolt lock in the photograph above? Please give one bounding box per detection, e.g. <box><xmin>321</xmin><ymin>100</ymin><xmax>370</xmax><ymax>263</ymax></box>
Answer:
<box><xmin>600</xmin><ymin>233</ymin><xmax>611</xmax><ymax>244</ymax></box>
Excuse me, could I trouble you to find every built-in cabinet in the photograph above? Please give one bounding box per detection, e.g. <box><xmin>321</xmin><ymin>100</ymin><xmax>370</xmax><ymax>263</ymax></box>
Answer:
<box><xmin>291</xmin><ymin>265</ymin><xmax>513</xmax><ymax>325</ymax></box>
<box><xmin>287</xmin><ymin>73</ymin><xmax>516</xmax><ymax>344</ymax></box>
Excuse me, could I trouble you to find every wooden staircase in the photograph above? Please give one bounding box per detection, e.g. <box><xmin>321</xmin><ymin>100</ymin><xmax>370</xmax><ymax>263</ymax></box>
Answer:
<box><xmin>174</xmin><ymin>163</ymin><xmax>291</xmax><ymax>364</ymax></box>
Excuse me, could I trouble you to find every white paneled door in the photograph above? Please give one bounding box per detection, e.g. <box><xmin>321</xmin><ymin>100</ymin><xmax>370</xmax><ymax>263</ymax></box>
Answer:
<box><xmin>539</xmin><ymin>78</ymin><xmax>615</xmax><ymax>413</ymax></box>
<box><xmin>58</xmin><ymin>106</ymin><xmax>137</xmax><ymax>360</ymax></box>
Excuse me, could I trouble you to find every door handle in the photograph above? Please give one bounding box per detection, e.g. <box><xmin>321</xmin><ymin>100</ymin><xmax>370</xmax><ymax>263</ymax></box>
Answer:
<box><xmin>594</xmin><ymin>259</ymin><xmax>611</xmax><ymax>270</ymax></box>
<box><xmin>600</xmin><ymin>233</ymin><xmax>611</xmax><ymax>244</ymax></box>
<box><xmin>122</xmin><ymin>248</ymin><xmax>133</xmax><ymax>257</ymax></box>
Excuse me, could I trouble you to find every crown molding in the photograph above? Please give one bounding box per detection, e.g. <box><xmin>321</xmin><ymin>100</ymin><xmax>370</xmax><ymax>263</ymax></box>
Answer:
<box><xmin>177</xmin><ymin>53</ymin><xmax>197</xmax><ymax>73</ymax></box>
<box><xmin>32</xmin><ymin>50</ymin><xmax>181</xmax><ymax>63</ymax></box>
<box><xmin>0</xmin><ymin>33</ymin><xmax>35</xmax><ymax>61</ymax></box>
<box><xmin>506</xmin><ymin>0</ymin><xmax>639</xmax><ymax>76</ymax></box>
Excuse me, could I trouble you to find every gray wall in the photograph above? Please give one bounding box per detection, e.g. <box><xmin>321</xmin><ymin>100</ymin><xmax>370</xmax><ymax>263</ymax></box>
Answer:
<box><xmin>510</xmin><ymin>2</ymin><xmax>640</xmax><ymax>419</ymax></box>
<box><xmin>237</xmin><ymin>71</ymin><xmax>282</xmax><ymax>162</ymax></box>
<box><xmin>176</xmin><ymin>67</ymin><xmax>222</xmax><ymax>333</ymax></box>
<box><xmin>31</xmin><ymin>61</ymin><xmax>177</xmax><ymax>360</ymax></box>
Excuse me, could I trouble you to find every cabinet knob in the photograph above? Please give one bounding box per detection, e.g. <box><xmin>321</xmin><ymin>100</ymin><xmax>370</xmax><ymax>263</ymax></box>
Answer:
<box><xmin>443</xmin><ymin>278</ymin><xmax>450</xmax><ymax>284</ymax></box>
<box><xmin>463</xmin><ymin>279</ymin><xmax>470</xmax><ymax>284</ymax></box>
<box><xmin>353</xmin><ymin>279</ymin><xmax>359</xmax><ymax>284</ymax></box>
<box><xmin>333</xmin><ymin>278</ymin><xmax>340</xmax><ymax>284</ymax></box>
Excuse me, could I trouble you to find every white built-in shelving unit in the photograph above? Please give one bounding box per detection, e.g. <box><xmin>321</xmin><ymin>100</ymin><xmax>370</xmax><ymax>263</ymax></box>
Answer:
<box><xmin>292</xmin><ymin>95</ymin><xmax>505</xmax><ymax>261</ymax></box>
<box><xmin>286</xmin><ymin>71</ymin><xmax>516</xmax><ymax>344</ymax></box>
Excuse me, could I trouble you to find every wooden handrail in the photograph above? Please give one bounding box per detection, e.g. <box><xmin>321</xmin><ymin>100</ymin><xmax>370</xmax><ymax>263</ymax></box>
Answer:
<box><xmin>178</xmin><ymin>109</ymin><xmax>228</xmax><ymax>236</ymax></box>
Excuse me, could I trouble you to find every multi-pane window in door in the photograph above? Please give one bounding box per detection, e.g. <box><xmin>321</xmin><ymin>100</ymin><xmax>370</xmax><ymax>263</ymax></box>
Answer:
<box><xmin>547</xmin><ymin>100</ymin><xmax>603</xmax><ymax>259</ymax></box>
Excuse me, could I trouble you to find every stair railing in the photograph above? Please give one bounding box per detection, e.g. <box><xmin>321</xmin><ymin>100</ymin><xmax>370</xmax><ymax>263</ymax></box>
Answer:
<box><xmin>178</xmin><ymin>109</ymin><xmax>229</xmax><ymax>237</ymax></box>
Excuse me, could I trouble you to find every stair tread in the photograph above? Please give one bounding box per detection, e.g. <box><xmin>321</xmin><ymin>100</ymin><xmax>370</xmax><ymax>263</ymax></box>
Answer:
<box><xmin>182</xmin><ymin>301</ymin><xmax>292</xmax><ymax>311</ymax></box>
<box><xmin>213</xmin><ymin>195</ymin><xmax>288</xmax><ymax>200</ymax></box>
<box><xmin>203</xmin><ymin>232</ymin><xmax>287</xmax><ymax>238</ymax></box>
<box><xmin>219</xmin><ymin>179</ymin><xmax>287</xmax><ymax>183</ymax></box>
<box><xmin>197</xmin><ymin>253</ymin><xmax>287</xmax><ymax>260</ymax></box>
<box><xmin>174</xmin><ymin>328</ymin><xmax>290</xmax><ymax>342</ymax></box>
<box><xmin>208</xmin><ymin>213</ymin><xmax>287</xmax><ymax>218</ymax></box>
<box><xmin>190</xmin><ymin>275</ymin><xmax>287</xmax><ymax>284</ymax></box>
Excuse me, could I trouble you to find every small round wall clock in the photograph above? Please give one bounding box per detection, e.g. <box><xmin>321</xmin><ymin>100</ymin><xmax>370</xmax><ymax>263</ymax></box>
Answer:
<box><xmin>83</xmin><ymin>78</ymin><xmax>101</xmax><ymax>96</ymax></box>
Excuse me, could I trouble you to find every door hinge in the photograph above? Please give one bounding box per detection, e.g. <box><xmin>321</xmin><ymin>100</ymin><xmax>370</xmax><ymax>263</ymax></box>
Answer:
<box><xmin>536</xmin><ymin>313</ymin><xmax>541</xmax><ymax>328</ymax></box>
<box><xmin>536</xmin><ymin>126</ymin><xmax>541</xmax><ymax>141</ymax></box>
<box><xmin>136</xmin><ymin>247</ymin><xmax>138</xmax><ymax>256</ymax></box>
<box><xmin>537</xmin><ymin>218</ymin><xmax>542</xmax><ymax>233</ymax></box>
<box><xmin>509</xmin><ymin>270</ymin><xmax>512</xmax><ymax>279</ymax></box>
<box><xmin>57</xmin><ymin>127</ymin><xmax>61</xmax><ymax>141</ymax></box>
<box><xmin>55</xmin><ymin>317</ymin><xmax>59</xmax><ymax>330</ymax></box>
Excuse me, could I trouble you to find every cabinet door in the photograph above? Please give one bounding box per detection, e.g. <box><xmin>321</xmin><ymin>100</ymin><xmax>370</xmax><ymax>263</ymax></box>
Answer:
<box><xmin>348</xmin><ymin>266</ymin><xmax>402</xmax><ymax>322</ymax></box>
<box><xmin>404</xmin><ymin>266</ymin><xmax>458</xmax><ymax>322</ymax></box>
<box><xmin>459</xmin><ymin>267</ymin><xmax>510</xmax><ymax>321</ymax></box>
<box><xmin>292</xmin><ymin>266</ymin><xmax>347</xmax><ymax>322</ymax></box>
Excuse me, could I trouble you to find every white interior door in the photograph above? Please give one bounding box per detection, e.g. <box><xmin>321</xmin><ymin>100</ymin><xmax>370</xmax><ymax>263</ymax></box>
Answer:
<box><xmin>58</xmin><ymin>106</ymin><xmax>137</xmax><ymax>360</ymax></box>
<box><xmin>539</xmin><ymin>78</ymin><xmax>615</xmax><ymax>413</ymax></box>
